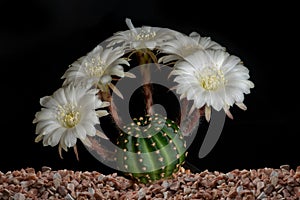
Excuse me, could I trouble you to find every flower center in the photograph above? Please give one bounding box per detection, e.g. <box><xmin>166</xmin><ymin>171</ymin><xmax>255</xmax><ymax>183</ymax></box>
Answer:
<box><xmin>199</xmin><ymin>67</ymin><xmax>226</xmax><ymax>91</ymax></box>
<box><xmin>85</xmin><ymin>57</ymin><xmax>105</xmax><ymax>77</ymax></box>
<box><xmin>57</xmin><ymin>104</ymin><xmax>80</xmax><ymax>128</ymax></box>
<box><xmin>135</xmin><ymin>29</ymin><xmax>156</xmax><ymax>41</ymax></box>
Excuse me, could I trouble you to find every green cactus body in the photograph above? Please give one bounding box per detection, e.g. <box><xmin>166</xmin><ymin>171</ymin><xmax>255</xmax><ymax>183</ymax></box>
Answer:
<box><xmin>116</xmin><ymin>113</ymin><xmax>187</xmax><ymax>183</ymax></box>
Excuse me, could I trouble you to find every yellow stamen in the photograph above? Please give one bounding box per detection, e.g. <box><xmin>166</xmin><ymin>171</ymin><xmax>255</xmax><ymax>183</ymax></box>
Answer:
<box><xmin>57</xmin><ymin>104</ymin><xmax>80</xmax><ymax>128</ymax></box>
<box><xmin>135</xmin><ymin>29</ymin><xmax>156</xmax><ymax>41</ymax></box>
<box><xmin>199</xmin><ymin>67</ymin><xmax>226</xmax><ymax>90</ymax></box>
<box><xmin>85</xmin><ymin>57</ymin><xmax>106</xmax><ymax>77</ymax></box>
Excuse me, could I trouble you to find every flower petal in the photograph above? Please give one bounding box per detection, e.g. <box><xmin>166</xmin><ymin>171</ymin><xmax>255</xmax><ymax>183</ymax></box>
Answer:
<box><xmin>64</xmin><ymin>129</ymin><xmax>77</xmax><ymax>148</ymax></box>
<box><xmin>96</xmin><ymin>110</ymin><xmax>109</xmax><ymax>117</ymax></box>
<box><xmin>110</xmin><ymin>65</ymin><xmax>125</xmax><ymax>77</ymax></box>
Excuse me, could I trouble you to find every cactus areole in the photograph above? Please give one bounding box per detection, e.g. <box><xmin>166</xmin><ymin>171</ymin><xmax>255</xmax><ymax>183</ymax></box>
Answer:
<box><xmin>116</xmin><ymin>113</ymin><xmax>187</xmax><ymax>183</ymax></box>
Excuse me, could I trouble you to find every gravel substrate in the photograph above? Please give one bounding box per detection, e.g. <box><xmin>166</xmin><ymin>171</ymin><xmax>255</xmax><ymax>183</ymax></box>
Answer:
<box><xmin>1</xmin><ymin>165</ymin><xmax>300</xmax><ymax>200</ymax></box>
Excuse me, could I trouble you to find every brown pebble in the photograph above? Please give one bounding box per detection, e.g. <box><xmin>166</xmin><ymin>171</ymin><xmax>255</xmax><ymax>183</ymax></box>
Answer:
<box><xmin>270</xmin><ymin>175</ymin><xmax>278</xmax><ymax>186</ymax></box>
<box><xmin>13</xmin><ymin>193</ymin><xmax>25</xmax><ymax>200</ymax></box>
<box><xmin>280</xmin><ymin>164</ymin><xmax>290</xmax><ymax>171</ymax></box>
<box><xmin>65</xmin><ymin>193</ymin><xmax>75</xmax><ymax>200</ymax></box>
<box><xmin>1</xmin><ymin>165</ymin><xmax>300</xmax><ymax>199</ymax></box>
<box><xmin>163</xmin><ymin>191</ymin><xmax>171</xmax><ymax>199</ymax></box>
<box><xmin>294</xmin><ymin>187</ymin><xmax>300</xmax><ymax>197</ymax></box>
<box><xmin>282</xmin><ymin>189</ymin><xmax>290</xmax><ymax>198</ymax></box>
<box><xmin>191</xmin><ymin>181</ymin><xmax>199</xmax><ymax>189</ymax></box>
<box><xmin>151</xmin><ymin>184</ymin><xmax>162</xmax><ymax>194</ymax></box>
<box><xmin>57</xmin><ymin>185</ymin><xmax>68</xmax><ymax>196</ymax></box>
<box><xmin>256</xmin><ymin>181</ymin><xmax>265</xmax><ymax>193</ymax></box>
<box><xmin>25</xmin><ymin>168</ymin><xmax>35</xmax><ymax>174</ymax></box>
<box><xmin>264</xmin><ymin>184</ymin><xmax>274</xmax><ymax>195</ymax></box>
<box><xmin>257</xmin><ymin>191</ymin><xmax>267</xmax><ymax>199</ymax></box>
<box><xmin>227</xmin><ymin>187</ymin><xmax>238</xmax><ymax>198</ymax></box>
<box><xmin>41</xmin><ymin>191</ymin><xmax>49</xmax><ymax>199</ymax></box>
<box><xmin>295</xmin><ymin>166</ymin><xmax>300</xmax><ymax>178</ymax></box>
<box><xmin>93</xmin><ymin>188</ymin><xmax>105</xmax><ymax>200</ymax></box>
<box><xmin>132</xmin><ymin>183</ymin><xmax>140</xmax><ymax>191</ymax></box>
<box><xmin>41</xmin><ymin>166</ymin><xmax>52</xmax><ymax>172</ymax></box>
<box><xmin>169</xmin><ymin>181</ymin><xmax>180</xmax><ymax>190</ymax></box>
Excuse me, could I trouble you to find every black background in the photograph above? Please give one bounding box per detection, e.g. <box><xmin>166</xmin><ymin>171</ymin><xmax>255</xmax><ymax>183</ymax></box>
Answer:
<box><xmin>1</xmin><ymin>1</ymin><xmax>299</xmax><ymax>174</ymax></box>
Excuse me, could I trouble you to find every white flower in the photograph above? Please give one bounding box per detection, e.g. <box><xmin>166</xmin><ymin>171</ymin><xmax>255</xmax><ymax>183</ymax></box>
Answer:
<box><xmin>189</xmin><ymin>32</ymin><xmax>225</xmax><ymax>51</ymax></box>
<box><xmin>170</xmin><ymin>49</ymin><xmax>254</xmax><ymax>120</ymax></box>
<box><xmin>62</xmin><ymin>45</ymin><xmax>129</xmax><ymax>91</ymax></box>
<box><xmin>159</xmin><ymin>32</ymin><xmax>225</xmax><ymax>64</ymax></box>
<box><xmin>33</xmin><ymin>84</ymin><xmax>110</xmax><ymax>157</ymax></box>
<box><xmin>107</xmin><ymin>18</ymin><xmax>178</xmax><ymax>50</ymax></box>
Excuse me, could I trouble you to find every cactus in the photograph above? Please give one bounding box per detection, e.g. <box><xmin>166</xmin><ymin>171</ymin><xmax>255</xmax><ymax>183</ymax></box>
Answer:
<box><xmin>116</xmin><ymin>113</ymin><xmax>187</xmax><ymax>183</ymax></box>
